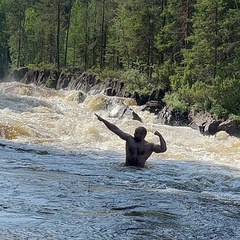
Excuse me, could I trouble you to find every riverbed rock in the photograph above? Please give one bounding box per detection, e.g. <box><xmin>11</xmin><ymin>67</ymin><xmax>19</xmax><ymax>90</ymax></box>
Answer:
<box><xmin>217</xmin><ymin>120</ymin><xmax>240</xmax><ymax>137</ymax></box>
<box><xmin>20</xmin><ymin>69</ymin><xmax>59</xmax><ymax>88</ymax></box>
<box><xmin>66</xmin><ymin>71</ymin><xmax>100</xmax><ymax>92</ymax></box>
<box><xmin>189</xmin><ymin>110</ymin><xmax>221</xmax><ymax>135</ymax></box>
<box><xmin>157</xmin><ymin>107</ymin><xmax>189</xmax><ymax>126</ymax></box>
<box><xmin>134</xmin><ymin>89</ymin><xmax>166</xmax><ymax>107</ymax></box>
<box><xmin>18</xmin><ymin>68</ymin><xmax>132</xmax><ymax>99</ymax></box>
<box><xmin>141</xmin><ymin>100</ymin><xmax>164</xmax><ymax>114</ymax></box>
<box><xmin>88</xmin><ymin>79</ymin><xmax>130</xmax><ymax>97</ymax></box>
<box><xmin>109</xmin><ymin>103</ymin><xmax>142</xmax><ymax>122</ymax></box>
<box><xmin>189</xmin><ymin>110</ymin><xmax>240</xmax><ymax>137</ymax></box>
<box><xmin>9</xmin><ymin>67</ymin><xmax>29</xmax><ymax>82</ymax></box>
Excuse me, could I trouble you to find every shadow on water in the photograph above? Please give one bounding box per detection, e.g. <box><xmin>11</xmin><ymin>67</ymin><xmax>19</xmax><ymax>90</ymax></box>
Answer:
<box><xmin>0</xmin><ymin>141</ymin><xmax>240</xmax><ymax>239</ymax></box>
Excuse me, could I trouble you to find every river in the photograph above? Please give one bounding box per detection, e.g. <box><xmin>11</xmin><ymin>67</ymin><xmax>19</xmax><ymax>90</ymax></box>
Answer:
<box><xmin>0</xmin><ymin>82</ymin><xmax>240</xmax><ymax>239</ymax></box>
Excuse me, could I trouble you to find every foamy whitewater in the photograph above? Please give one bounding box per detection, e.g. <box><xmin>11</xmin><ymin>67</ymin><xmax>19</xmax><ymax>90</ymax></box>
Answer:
<box><xmin>0</xmin><ymin>82</ymin><xmax>240</xmax><ymax>239</ymax></box>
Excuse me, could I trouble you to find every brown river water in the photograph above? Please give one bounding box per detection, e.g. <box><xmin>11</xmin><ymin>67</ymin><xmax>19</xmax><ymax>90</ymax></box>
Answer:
<box><xmin>0</xmin><ymin>82</ymin><xmax>240</xmax><ymax>239</ymax></box>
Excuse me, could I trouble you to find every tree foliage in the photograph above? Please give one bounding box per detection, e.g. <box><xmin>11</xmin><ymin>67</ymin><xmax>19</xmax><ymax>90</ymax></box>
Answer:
<box><xmin>1</xmin><ymin>0</ymin><xmax>240</xmax><ymax>118</ymax></box>
<box><xmin>0</xmin><ymin>0</ymin><xmax>9</xmax><ymax>77</ymax></box>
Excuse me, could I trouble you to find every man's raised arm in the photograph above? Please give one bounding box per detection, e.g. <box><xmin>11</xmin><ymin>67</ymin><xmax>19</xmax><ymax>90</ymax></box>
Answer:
<box><xmin>152</xmin><ymin>131</ymin><xmax>167</xmax><ymax>153</ymax></box>
<box><xmin>95</xmin><ymin>113</ymin><xmax>129</xmax><ymax>140</ymax></box>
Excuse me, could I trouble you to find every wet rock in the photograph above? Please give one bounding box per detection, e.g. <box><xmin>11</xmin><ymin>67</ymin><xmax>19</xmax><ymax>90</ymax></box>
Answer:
<box><xmin>134</xmin><ymin>89</ymin><xmax>165</xmax><ymax>106</ymax></box>
<box><xmin>141</xmin><ymin>100</ymin><xmax>163</xmax><ymax>114</ymax></box>
<box><xmin>18</xmin><ymin>68</ymin><xmax>131</xmax><ymax>98</ymax></box>
<box><xmin>189</xmin><ymin>119</ymin><xmax>220</xmax><ymax>135</ymax></box>
<box><xmin>190</xmin><ymin>120</ymin><xmax>221</xmax><ymax>136</ymax></box>
<box><xmin>20</xmin><ymin>69</ymin><xmax>39</xmax><ymax>84</ymax></box>
<box><xmin>189</xmin><ymin>111</ymin><xmax>240</xmax><ymax>137</ymax></box>
<box><xmin>20</xmin><ymin>69</ymin><xmax>58</xmax><ymax>88</ymax></box>
<box><xmin>189</xmin><ymin>110</ymin><xmax>217</xmax><ymax>135</ymax></box>
<box><xmin>88</xmin><ymin>79</ymin><xmax>128</xmax><ymax>97</ymax></box>
<box><xmin>9</xmin><ymin>67</ymin><xmax>29</xmax><ymax>82</ymax></box>
<box><xmin>65</xmin><ymin>91</ymin><xmax>87</xmax><ymax>103</ymax></box>
<box><xmin>215</xmin><ymin>131</ymin><xmax>230</xmax><ymax>140</ymax></box>
<box><xmin>109</xmin><ymin>103</ymin><xmax>127</xmax><ymax>118</ymax></box>
<box><xmin>157</xmin><ymin>107</ymin><xmax>189</xmax><ymax>126</ymax></box>
<box><xmin>109</xmin><ymin>103</ymin><xmax>142</xmax><ymax>122</ymax></box>
<box><xmin>217</xmin><ymin>120</ymin><xmax>240</xmax><ymax>137</ymax></box>
<box><xmin>66</xmin><ymin>71</ymin><xmax>99</xmax><ymax>92</ymax></box>
<box><xmin>157</xmin><ymin>107</ymin><xmax>171</xmax><ymax>125</ymax></box>
<box><xmin>203</xmin><ymin>120</ymin><xmax>222</xmax><ymax>135</ymax></box>
<box><xmin>134</xmin><ymin>92</ymin><xmax>149</xmax><ymax>106</ymax></box>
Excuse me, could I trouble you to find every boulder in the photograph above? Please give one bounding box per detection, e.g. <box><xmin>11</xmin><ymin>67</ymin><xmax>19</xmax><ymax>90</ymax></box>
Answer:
<box><xmin>20</xmin><ymin>69</ymin><xmax>39</xmax><ymax>84</ymax></box>
<box><xmin>157</xmin><ymin>107</ymin><xmax>189</xmax><ymax>126</ymax></box>
<box><xmin>66</xmin><ymin>71</ymin><xmax>99</xmax><ymax>92</ymax></box>
<box><xmin>20</xmin><ymin>69</ymin><xmax>59</xmax><ymax>88</ymax></box>
<box><xmin>202</xmin><ymin>120</ymin><xmax>222</xmax><ymax>135</ymax></box>
<box><xmin>109</xmin><ymin>103</ymin><xmax>142</xmax><ymax>122</ymax></box>
<box><xmin>88</xmin><ymin>79</ymin><xmax>129</xmax><ymax>98</ymax></box>
<box><xmin>188</xmin><ymin>110</ymin><xmax>218</xmax><ymax>135</ymax></box>
<box><xmin>64</xmin><ymin>91</ymin><xmax>87</xmax><ymax>103</ymax></box>
<box><xmin>9</xmin><ymin>67</ymin><xmax>29</xmax><ymax>82</ymax></box>
<box><xmin>217</xmin><ymin>120</ymin><xmax>240</xmax><ymax>137</ymax></box>
<box><xmin>189</xmin><ymin>111</ymin><xmax>240</xmax><ymax>137</ymax></box>
<box><xmin>157</xmin><ymin>106</ymin><xmax>171</xmax><ymax>125</ymax></box>
<box><xmin>141</xmin><ymin>100</ymin><xmax>163</xmax><ymax>114</ymax></box>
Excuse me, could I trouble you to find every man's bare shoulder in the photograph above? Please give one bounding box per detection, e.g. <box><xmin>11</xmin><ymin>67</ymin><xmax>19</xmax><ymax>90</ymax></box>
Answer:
<box><xmin>116</xmin><ymin>131</ymin><xmax>132</xmax><ymax>141</ymax></box>
<box><xmin>125</xmin><ymin>134</ymin><xmax>134</xmax><ymax>140</ymax></box>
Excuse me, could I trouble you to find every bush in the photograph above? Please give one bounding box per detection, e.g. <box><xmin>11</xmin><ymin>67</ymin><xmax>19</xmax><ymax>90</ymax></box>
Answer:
<box><xmin>163</xmin><ymin>92</ymin><xmax>188</xmax><ymax>113</ymax></box>
<box><xmin>122</xmin><ymin>68</ymin><xmax>153</xmax><ymax>96</ymax></box>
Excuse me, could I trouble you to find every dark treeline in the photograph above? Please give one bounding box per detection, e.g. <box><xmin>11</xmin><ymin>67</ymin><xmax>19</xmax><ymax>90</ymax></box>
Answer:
<box><xmin>0</xmin><ymin>0</ymin><xmax>240</xmax><ymax>119</ymax></box>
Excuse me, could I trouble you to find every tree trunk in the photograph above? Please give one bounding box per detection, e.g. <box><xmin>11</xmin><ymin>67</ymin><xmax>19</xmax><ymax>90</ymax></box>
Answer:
<box><xmin>64</xmin><ymin>0</ymin><xmax>74</xmax><ymax>67</ymax></box>
<box><xmin>100</xmin><ymin>0</ymin><xmax>105</xmax><ymax>71</ymax></box>
<box><xmin>84</xmin><ymin>1</ymin><xmax>89</xmax><ymax>70</ymax></box>
<box><xmin>213</xmin><ymin>1</ymin><xmax>218</xmax><ymax>79</ymax></box>
<box><xmin>56</xmin><ymin>0</ymin><xmax>61</xmax><ymax>70</ymax></box>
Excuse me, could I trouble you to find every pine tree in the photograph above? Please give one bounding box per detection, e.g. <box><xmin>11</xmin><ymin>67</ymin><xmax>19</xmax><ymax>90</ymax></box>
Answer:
<box><xmin>0</xmin><ymin>0</ymin><xmax>10</xmax><ymax>77</ymax></box>
<box><xmin>169</xmin><ymin>0</ymin><xmax>240</xmax><ymax>116</ymax></box>
<box><xmin>6</xmin><ymin>0</ymin><xmax>30</xmax><ymax>67</ymax></box>
<box><xmin>106</xmin><ymin>1</ymin><xmax>163</xmax><ymax>72</ymax></box>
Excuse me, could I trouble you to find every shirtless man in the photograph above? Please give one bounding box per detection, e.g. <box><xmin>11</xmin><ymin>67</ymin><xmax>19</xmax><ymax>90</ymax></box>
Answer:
<box><xmin>95</xmin><ymin>113</ymin><xmax>167</xmax><ymax>167</ymax></box>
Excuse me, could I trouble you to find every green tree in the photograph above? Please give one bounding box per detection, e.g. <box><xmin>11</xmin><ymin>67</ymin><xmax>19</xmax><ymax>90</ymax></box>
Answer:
<box><xmin>67</xmin><ymin>0</ymin><xmax>91</xmax><ymax>68</ymax></box>
<box><xmin>169</xmin><ymin>0</ymin><xmax>240</xmax><ymax>116</ymax></box>
<box><xmin>63</xmin><ymin>0</ymin><xmax>74</xmax><ymax>67</ymax></box>
<box><xmin>106</xmin><ymin>1</ymin><xmax>164</xmax><ymax>73</ymax></box>
<box><xmin>107</xmin><ymin>0</ymin><xmax>155</xmax><ymax>71</ymax></box>
<box><xmin>67</xmin><ymin>0</ymin><xmax>115</xmax><ymax>70</ymax></box>
<box><xmin>6</xmin><ymin>0</ymin><xmax>31</xmax><ymax>67</ymax></box>
<box><xmin>33</xmin><ymin>0</ymin><xmax>61</xmax><ymax>67</ymax></box>
<box><xmin>0</xmin><ymin>0</ymin><xmax>9</xmax><ymax>77</ymax></box>
<box><xmin>19</xmin><ymin>0</ymin><xmax>72</xmax><ymax>68</ymax></box>
<box><xmin>24</xmin><ymin>6</ymin><xmax>42</xmax><ymax>65</ymax></box>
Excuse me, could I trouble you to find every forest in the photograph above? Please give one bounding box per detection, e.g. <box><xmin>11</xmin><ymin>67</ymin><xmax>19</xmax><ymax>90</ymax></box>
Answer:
<box><xmin>0</xmin><ymin>0</ymin><xmax>240</xmax><ymax>119</ymax></box>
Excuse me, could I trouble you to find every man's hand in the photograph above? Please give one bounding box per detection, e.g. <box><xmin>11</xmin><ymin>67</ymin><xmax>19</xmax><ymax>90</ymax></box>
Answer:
<box><xmin>154</xmin><ymin>130</ymin><xmax>167</xmax><ymax>152</ymax></box>
<box><xmin>95</xmin><ymin>113</ymin><xmax>104</xmax><ymax>122</ymax></box>
<box><xmin>154</xmin><ymin>131</ymin><xmax>161</xmax><ymax>137</ymax></box>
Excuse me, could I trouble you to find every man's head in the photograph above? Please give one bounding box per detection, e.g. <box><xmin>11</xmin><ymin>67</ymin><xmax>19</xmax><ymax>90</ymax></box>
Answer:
<box><xmin>134</xmin><ymin>127</ymin><xmax>147</xmax><ymax>142</ymax></box>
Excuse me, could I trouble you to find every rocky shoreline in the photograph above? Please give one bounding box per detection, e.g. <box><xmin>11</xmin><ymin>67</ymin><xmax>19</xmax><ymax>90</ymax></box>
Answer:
<box><xmin>6</xmin><ymin>67</ymin><xmax>240</xmax><ymax>138</ymax></box>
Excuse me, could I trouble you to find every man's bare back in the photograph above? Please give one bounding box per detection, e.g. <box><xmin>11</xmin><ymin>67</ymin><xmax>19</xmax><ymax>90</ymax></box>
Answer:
<box><xmin>95</xmin><ymin>114</ymin><xmax>167</xmax><ymax>167</ymax></box>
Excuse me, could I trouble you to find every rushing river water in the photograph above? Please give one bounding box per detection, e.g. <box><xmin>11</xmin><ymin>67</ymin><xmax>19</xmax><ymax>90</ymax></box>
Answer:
<box><xmin>0</xmin><ymin>82</ymin><xmax>240</xmax><ymax>239</ymax></box>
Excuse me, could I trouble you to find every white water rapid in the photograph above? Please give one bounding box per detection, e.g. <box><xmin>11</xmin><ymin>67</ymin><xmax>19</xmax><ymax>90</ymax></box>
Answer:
<box><xmin>0</xmin><ymin>81</ymin><xmax>240</xmax><ymax>239</ymax></box>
